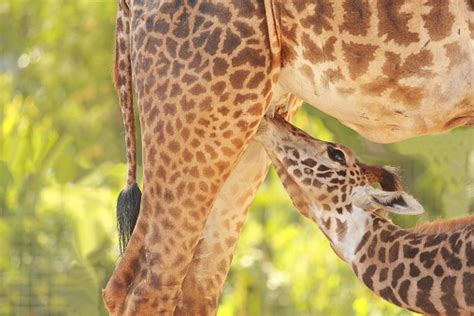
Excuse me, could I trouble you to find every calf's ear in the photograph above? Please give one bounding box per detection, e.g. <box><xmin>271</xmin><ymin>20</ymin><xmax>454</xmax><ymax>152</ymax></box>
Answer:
<box><xmin>351</xmin><ymin>185</ymin><xmax>424</xmax><ymax>215</ymax></box>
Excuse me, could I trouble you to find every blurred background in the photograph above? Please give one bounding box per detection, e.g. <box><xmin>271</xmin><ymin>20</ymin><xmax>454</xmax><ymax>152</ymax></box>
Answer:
<box><xmin>0</xmin><ymin>1</ymin><xmax>472</xmax><ymax>315</ymax></box>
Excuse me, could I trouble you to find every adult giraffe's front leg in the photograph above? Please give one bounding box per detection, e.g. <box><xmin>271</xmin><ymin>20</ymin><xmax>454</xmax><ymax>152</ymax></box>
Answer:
<box><xmin>175</xmin><ymin>95</ymin><xmax>302</xmax><ymax>315</ymax></box>
<box><xmin>102</xmin><ymin>0</ymin><xmax>278</xmax><ymax>315</ymax></box>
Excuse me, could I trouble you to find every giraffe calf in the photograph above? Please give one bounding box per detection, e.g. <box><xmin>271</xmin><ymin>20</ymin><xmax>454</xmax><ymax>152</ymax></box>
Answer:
<box><xmin>254</xmin><ymin>115</ymin><xmax>474</xmax><ymax>315</ymax></box>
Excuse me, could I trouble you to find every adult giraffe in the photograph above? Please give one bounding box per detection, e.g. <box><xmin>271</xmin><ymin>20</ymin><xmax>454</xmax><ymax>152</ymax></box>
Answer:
<box><xmin>103</xmin><ymin>0</ymin><xmax>473</xmax><ymax>315</ymax></box>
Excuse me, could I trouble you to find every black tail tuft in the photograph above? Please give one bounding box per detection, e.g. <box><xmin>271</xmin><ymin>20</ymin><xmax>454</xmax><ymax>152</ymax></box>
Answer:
<box><xmin>117</xmin><ymin>183</ymin><xmax>141</xmax><ymax>254</ymax></box>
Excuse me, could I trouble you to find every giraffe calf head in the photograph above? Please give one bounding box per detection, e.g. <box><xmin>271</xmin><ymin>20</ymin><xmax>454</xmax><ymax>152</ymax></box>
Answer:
<box><xmin>255</xmin><ymin>115</ymin><xmax>424</xmax><ymax>218</ymax></box>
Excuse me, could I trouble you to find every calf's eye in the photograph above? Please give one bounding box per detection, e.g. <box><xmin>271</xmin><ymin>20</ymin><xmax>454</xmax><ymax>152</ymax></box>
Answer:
<box><xmin>327</xmin><ymin>146</ymin><xmax>346</xmax><ymax>165</ymax></box>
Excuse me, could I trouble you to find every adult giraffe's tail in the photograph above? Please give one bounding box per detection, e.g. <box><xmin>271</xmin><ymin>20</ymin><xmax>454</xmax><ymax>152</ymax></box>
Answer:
<box><xmin>114</xmin><ymin>0</ymin><xmax>141</xmax><ymax>254</ymax></box>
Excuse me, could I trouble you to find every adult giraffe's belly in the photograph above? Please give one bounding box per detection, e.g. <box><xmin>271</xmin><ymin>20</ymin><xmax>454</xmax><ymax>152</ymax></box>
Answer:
<box><xmin>279</xmin><ymin>62</ymin><xmax>473</xmax><ymax>143</ymax></box>
<box><xmin>274</xmin><ymin>0</ymin><xmax>474</xmax><ymax>143</ymax></box>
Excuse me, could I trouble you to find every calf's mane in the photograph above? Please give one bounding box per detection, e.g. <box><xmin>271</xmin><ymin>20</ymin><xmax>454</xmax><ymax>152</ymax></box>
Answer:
<box><xmin>412</xmin><ymin>214</ymin><xmax>474</xmax><ymax>234</ymax></box>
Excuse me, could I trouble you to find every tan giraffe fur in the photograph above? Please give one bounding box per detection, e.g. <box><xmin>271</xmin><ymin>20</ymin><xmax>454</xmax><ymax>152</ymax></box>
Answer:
<box><xmin>255</xmin><ymin>115</ymin><xmax>474</xmax><ymax>315</ymax></box>
<box><xmin>104</xmin><ymin>1</ymin><xmax>282</xmax><ymax>314</ymax></box>
<box><xmin>103</xmin><ymin>0</ymin><xmax>473</xmax><ymax>314</ymax></box>
<box><xmin>277</xmin><ymin>0</ymin><xmax>473</xmax><ymax>143</ymax></box>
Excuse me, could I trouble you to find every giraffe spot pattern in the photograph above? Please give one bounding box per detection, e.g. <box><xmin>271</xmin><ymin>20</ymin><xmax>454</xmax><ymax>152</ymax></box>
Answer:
<box><xmin>362</xmin><ymin>264</ymin><xmax>377</xmax><ymax>290</ymax></box>
<box><xmin>105</xmin><ymin>0</ymin><xmax>280</xmax><ymax>314</ymax></box>
<box><xmin>377</xmin><ymin>0</ymin><xmax>419</xmax><ymax>45</ymax></box>
<box><xmin>339</xmin><ymin>0</ymin><xmax>371</xmax><ymax>36</ymax></box>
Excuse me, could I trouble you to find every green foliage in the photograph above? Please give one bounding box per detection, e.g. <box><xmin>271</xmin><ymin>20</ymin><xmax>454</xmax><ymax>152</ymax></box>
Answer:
<box><xmin>1</xmin><ymin>1</ymin><xmax>119</xmax><ymax>314</ymax></box>
<box><xmin>1</xmin><ymin>1</ymin><xmax>472</xmax><ymax>315</ymax></box>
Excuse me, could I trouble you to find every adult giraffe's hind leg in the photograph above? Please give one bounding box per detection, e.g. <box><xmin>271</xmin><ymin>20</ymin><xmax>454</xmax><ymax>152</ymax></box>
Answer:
<box><xmin>176</xmin><ymin>95</ymin><xmax>303</xmax><ymax>315</ymax></box>
<box><xmin>175</xmin><ymin>140</ymin><xmax>271</xmax><ymax>315</ymax></box>
<box><xmin>103</xmin><ymin>1</ymin><xmax>277</xmax><ymax>315</ymax></box>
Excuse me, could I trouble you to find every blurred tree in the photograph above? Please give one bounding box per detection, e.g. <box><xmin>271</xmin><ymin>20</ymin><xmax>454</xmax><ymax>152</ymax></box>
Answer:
<box><xmin>0</xmin><ymin>1</ymin><xmax>120</xmax><ymax>314</ymax></box>
<box><xmin>0</xmin><ymin>1</ymin><xmax>472</xmax><ymax>315</ymax></box>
